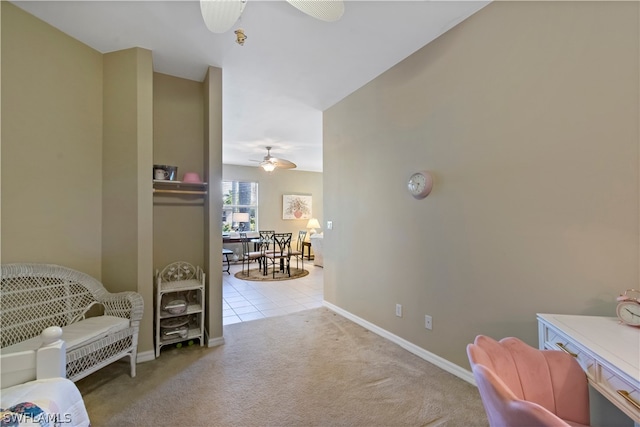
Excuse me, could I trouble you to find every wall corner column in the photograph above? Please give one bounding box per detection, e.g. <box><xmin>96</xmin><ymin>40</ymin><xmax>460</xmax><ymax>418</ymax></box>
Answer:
<box><xmin>204</xmin><ymin>66</ymin><xmax>224</xmax><ymax>344</ymax></box>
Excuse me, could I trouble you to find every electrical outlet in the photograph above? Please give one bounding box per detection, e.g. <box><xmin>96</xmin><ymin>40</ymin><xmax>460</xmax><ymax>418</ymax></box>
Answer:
<box><xmin>396</xmin><ymin>304</ymin><xmax>402</xmax><ymax>317</ymax></box>
<box><xmin>425</xmin><ymin>315</ymin><xmax>433</xmax><ymax>330</ymax></box>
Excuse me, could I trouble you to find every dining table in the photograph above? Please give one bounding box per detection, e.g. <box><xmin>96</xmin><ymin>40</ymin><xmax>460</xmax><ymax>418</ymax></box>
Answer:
<box><xmin>222</xmin><ymin>232</ymin><xmax>293</xmax><ymax>276</ymax></box>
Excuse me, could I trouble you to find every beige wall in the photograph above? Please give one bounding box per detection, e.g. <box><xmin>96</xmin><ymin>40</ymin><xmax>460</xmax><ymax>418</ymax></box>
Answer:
<box><xmin>222</xmin><ymin>164</ymin><xmax>323</xmax><ymax>246</ymax></box>
<box><xmin>102</xmin><ymin>47</ymin><xmax>155</xmax><ymax>353</ymax></box>
<box><xmin>324</xmin><ymin>0</ymin><xmax>639</xmax><ymax>372</ymax></box>
<box><xmin>1</xmin><ymin>2</ymin><xmax>103</xmax><ymax>276</ymax></box>
<box><xmin>153</xmin><ymin>73</ymin><xmax>205</xmax><ymax>271</ymax></box>
<box><xmin>204</xmin><ymin>66</ymin><xmax>224</xmax><ymax>343</ymax></box>
<box><xmin>1</xmin><ymin>0</ymin><xmax>3</xmax><ymax>261</ymax></box>
<box><xmin>136</xmin><ymin>52</ymin><xmax>155</xmax><ymax>356</ymax></box>
<box><xmin>153</xmin><ymin>71</ymin><xmax>227</xmax><ymax>345</ymax></box>
<box><xmin>1</xmin><ymin>3</ymin><xmax>224</xmax><ymax>356</ymax></box>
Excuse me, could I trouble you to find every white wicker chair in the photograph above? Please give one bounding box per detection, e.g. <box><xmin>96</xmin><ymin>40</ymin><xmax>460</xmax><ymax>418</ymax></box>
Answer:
<box><xmin>0</xmin><ymin>263</ymin><xmax>144</xmax><ymax>382</ymax></box>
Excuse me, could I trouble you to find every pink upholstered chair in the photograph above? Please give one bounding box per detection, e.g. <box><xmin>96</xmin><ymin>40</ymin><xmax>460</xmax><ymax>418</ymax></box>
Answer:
<box><xmin>467</xmin><ymin>335</ymin><xmax>590</xmax><ymax>427</ymax></box>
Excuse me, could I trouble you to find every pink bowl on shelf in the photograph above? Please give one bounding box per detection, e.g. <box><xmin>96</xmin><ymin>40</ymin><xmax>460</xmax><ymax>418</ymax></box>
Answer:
<box><xmin>182</xmin><ymin>172</ymin><xmax>202</xmax><ymax>183</ymax></box>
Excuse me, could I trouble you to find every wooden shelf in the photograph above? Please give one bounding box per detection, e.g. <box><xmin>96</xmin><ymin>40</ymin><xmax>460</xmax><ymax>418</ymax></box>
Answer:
<box><xmin>153</xmin><ymin>180</ymin><xmax>208</xmax><ymax>195</ymax></box>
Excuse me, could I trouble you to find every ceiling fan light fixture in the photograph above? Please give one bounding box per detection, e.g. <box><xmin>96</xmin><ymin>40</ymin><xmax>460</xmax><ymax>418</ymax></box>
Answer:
<box><xmin>253</xmin><ymin>146</ymin><xmax>296</xmax><ymax>171</ymax></box>
<box><xmin>200</xmin><ymin>0</ymin><xmax>246</xmax><ymax>34</ymax></box>
<box><xmin>286</xmin><ymin>0</ymin><xmax>345</xmax><ymax>22</ymax></box>
<box><xmin>261</xmin><ymin>162</ymin><xmax>276</xmax><ymax>172</ymax></box>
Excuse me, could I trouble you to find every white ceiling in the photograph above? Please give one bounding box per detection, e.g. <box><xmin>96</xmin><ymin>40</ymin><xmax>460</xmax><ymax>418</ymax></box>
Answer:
<box><xmin>12</xmin><ymin>0</ymin><xmax>489</xmax><ymax>172</ymax></box>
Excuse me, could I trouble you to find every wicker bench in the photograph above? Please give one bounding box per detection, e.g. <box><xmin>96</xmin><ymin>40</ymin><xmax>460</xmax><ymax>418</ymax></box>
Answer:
<box><xmin>0</xmin><ymin>263</ymin><xmax>144</xmax><ymax>382</ymax></box>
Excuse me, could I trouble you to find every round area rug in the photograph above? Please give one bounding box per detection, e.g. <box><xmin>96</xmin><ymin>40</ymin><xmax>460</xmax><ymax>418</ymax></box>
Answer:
<box><xmin>234</xmin><ymin>267</ymin><xmax>308</xmax><ymax>281</ymax></box>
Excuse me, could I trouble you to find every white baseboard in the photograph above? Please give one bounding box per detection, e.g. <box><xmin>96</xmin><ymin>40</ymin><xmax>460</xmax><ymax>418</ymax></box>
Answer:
<box><xmin>137</xmin><ymin>350</ymin><xmax>155</xmax><ymax>363</ymax></box>
<box><xmin>208</xmin><ymin>336</ymin><xmax>225</xmax><ymax>347</ymax></box>
<box><xmin>137</xmin><ymin>334</ymin><xmax>224</xmax><ymax>363</ymax></box>
<box><xmin>323</xmin><ymin>301</ymin><xmax>476</xmax><ymax>386</ymax></box>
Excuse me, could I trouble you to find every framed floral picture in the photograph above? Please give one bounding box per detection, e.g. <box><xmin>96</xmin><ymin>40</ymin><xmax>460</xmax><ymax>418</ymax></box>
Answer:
<box><xmin>282</xmin><ymin>194</ymin><xmax>312</xmax><ymax>220</ymax></box>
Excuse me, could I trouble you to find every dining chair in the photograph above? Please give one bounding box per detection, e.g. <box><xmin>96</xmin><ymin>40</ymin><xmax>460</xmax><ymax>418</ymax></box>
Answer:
<box><xmin>239</xmin><ymin>232</ymin><xmax>263</xmax><ymax>276</ymax></box>
<box><xmin>259</xmin><ymin>230</ymin><xmax>275</xmax><ymax>240</ymax></box>
<box><xmin>467</xmin><ymin>335</ymin><xmax>590</xmax><ymax>427</ymax></box>
<box><xmin>265</xmin><ymin>233</ymin><xmax>292</xmax><ymax>278</ymax></box>
<box><xmin>289</xmin><ymin>230</ymin><xmax>307</xmax><ymax>270</ymax></box>
<box><xmin>258</xmin><ymin>230</ymin><xmax>275</xmax><ymax>275</ymax></box>
<box><xmin>258</xmin><ymin>230</ymin><xmax>275</xmax><ymax>252</ymax></box>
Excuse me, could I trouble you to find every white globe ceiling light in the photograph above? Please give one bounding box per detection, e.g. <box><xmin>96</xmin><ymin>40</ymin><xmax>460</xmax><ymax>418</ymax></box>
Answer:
<box><xmin>200</xmin><ymin>0</ymin><xmax>344</xmax><ymax>34</ymax></box>
<box><xmin>200</xmin><ymin>0</ymin><xmax>246</xmax><ymax>34</ymax></box>
<box><xmin>286</xmin><ymin>0</ymin><xmax>344</xmax><ymax>22</ymax></box>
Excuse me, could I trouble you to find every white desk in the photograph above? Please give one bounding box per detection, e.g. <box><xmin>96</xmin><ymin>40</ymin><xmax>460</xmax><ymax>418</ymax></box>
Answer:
<box><xmin>537</xmin><ymin>314</ymin><xmax>640</xmax><ymax>424</ymax></box>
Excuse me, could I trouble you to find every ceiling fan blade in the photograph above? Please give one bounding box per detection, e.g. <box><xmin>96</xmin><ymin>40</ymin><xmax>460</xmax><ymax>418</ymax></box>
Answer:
<box><xmin>271</xmin><ymin>158</ymin><xmax>297</xmax><ymax>169</ymax></box>
<box><xmin>200</xmin><ymin>0</ymin><xmax>246</xmax><ymax>34</ymax></box>
<box><xmin>286</xmin><ymin>0</ymin><xmax>344</xmax><ymax>22</ymax></box>
<box><xmin>253</xmin><ymin>146</ymin><xmax>296</xmax><ymax>170</ymax></box>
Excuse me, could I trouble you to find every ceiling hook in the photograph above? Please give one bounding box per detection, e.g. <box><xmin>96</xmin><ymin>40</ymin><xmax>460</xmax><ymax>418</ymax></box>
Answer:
<box><xmin>234</xmin><ymin>28</ymin><xmax>247</xmax><ymax>46</ymax></box>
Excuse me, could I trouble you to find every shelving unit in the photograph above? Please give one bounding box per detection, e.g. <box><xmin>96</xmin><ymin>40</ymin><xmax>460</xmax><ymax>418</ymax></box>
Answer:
<box><xmin>154</xmin><ymin>261</ymin><xmax>205</xmax><ymax>357</ymax></box>
<box><xmin>150</xmin><ymin>70</ymin><xmax>222</xmax><ymax>360</ymax></box>
<box><xmin>153</xmin><ymin>180</ymin><xmax>208</xmax><ymax>196</ymax></box>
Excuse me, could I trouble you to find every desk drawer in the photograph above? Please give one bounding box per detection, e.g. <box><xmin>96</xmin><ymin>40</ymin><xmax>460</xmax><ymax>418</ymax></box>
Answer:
<box><xmin>540</xmin><ymin>323</ymin><xmax>596</xmax><ymax>376</ymax></box>
<box><xmin>595</xmin><ymin>364</ymin><xmax>640</xmax><ymax>419</ymax></box>
<box><xmin>537</xmin><ymin>314</ymin><xmax>640</xmax><ymax>424</ymax></box>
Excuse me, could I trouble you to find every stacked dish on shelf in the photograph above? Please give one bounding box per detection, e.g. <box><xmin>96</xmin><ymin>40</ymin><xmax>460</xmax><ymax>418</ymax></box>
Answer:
<box><xmin>160</xmin><ymin>316</ymin><xmax>189</xmax><ymax>340</ymax></box>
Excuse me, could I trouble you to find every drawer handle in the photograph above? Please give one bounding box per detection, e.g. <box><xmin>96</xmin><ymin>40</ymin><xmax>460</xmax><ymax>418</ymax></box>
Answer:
<box><xmin>617</xmin><ymin>390</ymin><xmax>640</xmax><ymax>411</ymax></box>
<box><xmin>555</xmin><ymin>343</ymin><xmax>578</xmax><ymax>357</ymax></box>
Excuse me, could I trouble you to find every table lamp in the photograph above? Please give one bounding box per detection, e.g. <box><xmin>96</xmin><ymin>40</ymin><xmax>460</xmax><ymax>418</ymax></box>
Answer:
<box><xmin>233</xmin><ymin>212</ymin><xmax>250</xmax><ymax>232</ymax></box>
<box><xmin>306</xmin><ymin>218</ymin><xmax>321</xmax><ymax>235</ymax></box>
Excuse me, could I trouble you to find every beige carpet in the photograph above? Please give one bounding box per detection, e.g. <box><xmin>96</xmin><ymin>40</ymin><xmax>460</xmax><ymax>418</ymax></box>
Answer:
<box><xmin>76</xmin><ymin>308</ymin><xmax>488</xmax><ymax>427</ymax></box>
<box><xmin>234</xmin><ymin>267</ymin><xmax>309</xmax><ymax>281</ymax></box>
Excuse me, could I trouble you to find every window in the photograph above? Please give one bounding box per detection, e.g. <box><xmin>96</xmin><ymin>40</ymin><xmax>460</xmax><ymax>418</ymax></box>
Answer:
<box><xmin>222</xmin><ymin>181</ymin><xmax>258</xmax><ymax>233</ymax></box>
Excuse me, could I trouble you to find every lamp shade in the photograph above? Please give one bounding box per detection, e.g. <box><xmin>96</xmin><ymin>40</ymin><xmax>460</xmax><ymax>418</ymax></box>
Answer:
<box><xmin>306</xmin><ymin>218</ymin><xmax>321</xmax><ymax>234</ymax></box>
<box><xmin>233</xmin><ymin>212</ymin><xmax>250</xmax><ymax>223</ymax></box>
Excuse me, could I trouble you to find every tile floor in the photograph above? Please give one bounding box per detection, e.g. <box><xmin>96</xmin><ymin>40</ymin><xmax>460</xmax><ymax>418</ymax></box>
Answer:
<box><xmin>222</xmin><ymin>260</ymin><xmax>324</xmax><ymax>325</ymax></box>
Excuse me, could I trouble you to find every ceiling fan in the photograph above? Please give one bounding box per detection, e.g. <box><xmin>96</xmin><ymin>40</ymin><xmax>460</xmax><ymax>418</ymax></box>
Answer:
<box><xmin>200</xmin><ymin>0</ymin><xmax>345</xmax><ymax>34</ymax></box>
<box><xmin>253</xmin><ymin>146</ymin><xmax>297</xmax><ymax>172</ymax></box>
